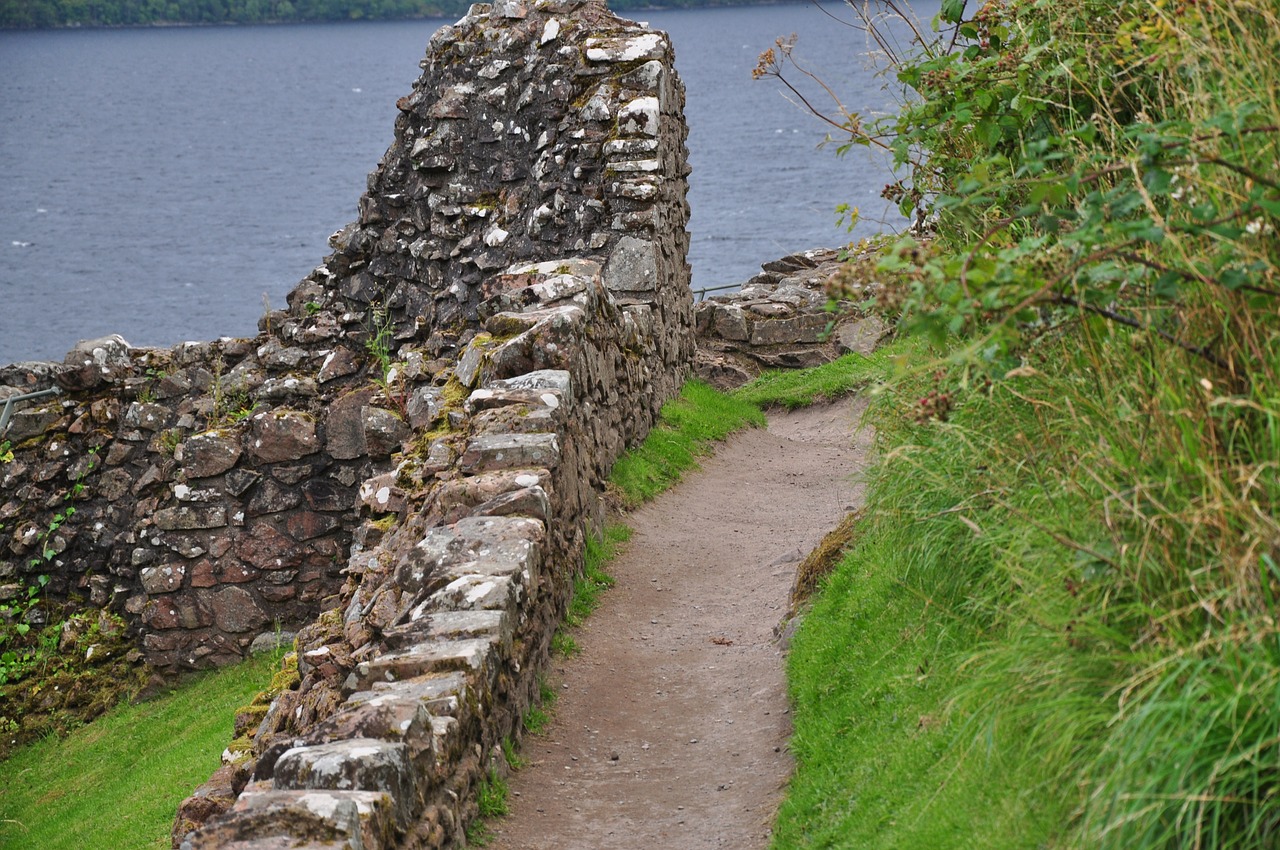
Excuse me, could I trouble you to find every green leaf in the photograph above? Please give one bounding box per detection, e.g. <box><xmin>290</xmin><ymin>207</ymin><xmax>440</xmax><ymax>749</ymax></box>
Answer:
<box><xmin>942</xmin><ymin>0</ymin><xmax>966</xmax><ymax>23</ymax></box>
<box><xmin>1143</xmin><ymin>168</ymin><xmax>1173</xmax><ymax>195</ymax></box>
<box><xmin>1154</xmin><ymin>271</ymin><xmax>1181</xmax><ymax>300</ymax></box>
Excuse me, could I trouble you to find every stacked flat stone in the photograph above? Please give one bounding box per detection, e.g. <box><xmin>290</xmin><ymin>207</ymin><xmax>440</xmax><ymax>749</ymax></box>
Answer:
<box><xmin>692</xmin><ymin>248</ymin><xmax>890</xmax><ymax>388</ymax></box>
<box><xmin>0</xmin><ymin>0</ymin><xmax>692</xmax><ymax>681</ymax></box>
<box><xmin>2</xmin><ymin>3</ymin><xmax>694</xmax><ymax>844</ymax></box>
<box><xmin>179</xmin><ymin>251</ymin><xmax>680</xmax><ymax>847</ymax></box>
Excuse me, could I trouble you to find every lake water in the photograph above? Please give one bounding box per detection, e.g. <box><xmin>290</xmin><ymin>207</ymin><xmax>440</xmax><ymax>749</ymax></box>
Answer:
<box><xmin>0</xmin><ymin>1</ymin><xmax>939</xmax><ymax>365</ymax></box>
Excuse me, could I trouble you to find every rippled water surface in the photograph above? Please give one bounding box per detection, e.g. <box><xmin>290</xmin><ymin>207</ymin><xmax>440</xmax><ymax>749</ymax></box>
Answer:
<box><xmin>0</xmin><ymin>1</ymin><xmax>938</xmax><ymax>364</ymax></box>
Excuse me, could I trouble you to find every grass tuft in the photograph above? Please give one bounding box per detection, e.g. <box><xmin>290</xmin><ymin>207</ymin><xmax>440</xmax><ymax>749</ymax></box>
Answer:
<box><xmin>733</xmin><ymin>336</ymin><xmax>924</xmax><ymax>410</ymax></box>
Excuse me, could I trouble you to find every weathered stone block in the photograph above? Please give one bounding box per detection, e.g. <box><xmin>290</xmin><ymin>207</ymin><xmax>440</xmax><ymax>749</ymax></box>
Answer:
<box><xmin>603</xmin><ymin>236</ymin><xmax>658</xmax><ymax>294</ymax></box>
<box><xmin>585</xmin><ymin>34</ymin><xmax>664</xmax><ymax>64</ymax></box>
<box><xmin>712</xmin><ymin>304</ymin><xmax>749</xmax><ymax>341</ymax></box>
<box><xmin>459</xmin><ymin>433</ymin><xmax>559</xmax><ymax>473</ymax></box>
<box><xmin>124</xmin><ymin>401</ymin><xmax>170</xmax><ymax>431</ymax></box>
<box><xmin>304</xmin><ymin>699</ymin><xmax>435</xmax><ymax>784</ymax></box>
<box><xmin>246</xmin><ymin>479</ymin><xmax>303</xmax><ymax>517</ymax></box>
<box><xmin>350</xmin><ymin>672</ymin><xmax>469</xmax><ymax>718</ymax></box>
<box><xmin>211</xmin><ymin>586</ymin><xmax>270</xmax><ymax>634</ymax></box>
<box><xmin>358</xmin><ymin>473</ymin><xmax>405</xmax><ymax>514</ymax></box>
<box><xmin>140</xmin><ymin>563</ymin><xmax>184</xmax><ymax>594</ymax></box>
<box><xmin>155</xmin><ymin>506</ymin><xmax>227</xmax><ymax>531</ymax></box>
<box><xmin>272</xmin><ymin>739</ymin><xmax>416</xmax><ymax>828</ymax></box>
<box><xmin>835</xmin><ymin>314</ymin><xmax>891</xmax><ymax>356</ymax></box>
<box><xmin>182</xmin><ymin>789</ymin><xmax>375</xmax><ymax>850</ymax></box>
<box><xmin>363</xmin><ymin>407</ymin><xmax>408</xmax><ymax>457</ymax></box>
<box><xmin>395</xmin><ymin>515</ymin><xmax>544</xmax><ymax>597</ymax></box>
<box><xmin>250</xmin><ymin>411</ymin><xmax>318</xmax><ymax>463</ymax></box>
<box><xmin>748</xmin><ymin>312</ymin><xmax>831</xmax><ymax>346</ymax></box>
<box><xmin>303</xmin><ymin>478</ymin><xmax>356</xmax><ymax>512</ymax></box>
<box><xmin>352</xmin><ymin>637</ymin><xmax>498</xmax><ymax>689</ymax></box>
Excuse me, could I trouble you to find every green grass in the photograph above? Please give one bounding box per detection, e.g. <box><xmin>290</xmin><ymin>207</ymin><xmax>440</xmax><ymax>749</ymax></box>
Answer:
<box><xmin>0</xmin><ymin>651</ymin><xmax>283</xmax><ymax>850</ymax></box>
<box><xmin>733</xmin><ymin>336</ymin><xmax>925</xmax><ymax>410</ymax></box>
<box><xmin>773</xmin><ymin>345</ymin><xmax>1089</xmax><ymax>847</ymax></box>
<box><xmin>775</xmin><ymin>324</ymin><xmax>1280</xmax><ymax>848</ymax></box>
<box><xmin>771</xmin><ymin>0</ymin><xmax>1280</xmax><ymax>843</ymax></box>
<box><xmin>609</xmin><ymin>379</ymin><xmax>765</xmax><ymax>507</ymax></box>
<box><xmin>565</xmin><ymin>525</ymin><xmax>628</xmax><ymax>629</ymax></box>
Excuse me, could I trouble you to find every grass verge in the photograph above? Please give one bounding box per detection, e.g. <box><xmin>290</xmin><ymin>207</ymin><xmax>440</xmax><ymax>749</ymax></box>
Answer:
<box><xmin>609</xmin><ymin>379</ymin><xmax>765</xmax><ymax>507</ymax></box>
<box><xmin>732</xmin><ymin>335</ymin><xmax>925</xmax><ymax>410</ymax></box>
<box><xmin>0</xmin><ymin>650</ymin><xmax>284</xmax><ymax>850</ymax></box>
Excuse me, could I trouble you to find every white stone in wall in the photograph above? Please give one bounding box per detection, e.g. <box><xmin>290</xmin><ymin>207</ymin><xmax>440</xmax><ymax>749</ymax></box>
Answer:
<box><xmin>617</xmin><ymin>96</ymin><xmax>660</xmax><ymax>137</ymax></box>
<box><xmin>585</xmin><ymin>33</ymin><xmax>664</xmax><ymax>63</ymax></box>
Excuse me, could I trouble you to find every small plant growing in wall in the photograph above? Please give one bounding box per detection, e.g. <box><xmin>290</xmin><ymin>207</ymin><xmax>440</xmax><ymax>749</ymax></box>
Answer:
<box><xmin>365</xmin><ymin>305</ymin><xmax>408</xmax><ymax>417</ymax></box>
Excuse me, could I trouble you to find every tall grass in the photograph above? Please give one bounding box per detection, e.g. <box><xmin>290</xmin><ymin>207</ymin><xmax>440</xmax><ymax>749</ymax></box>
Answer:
<box><xmin>776</xmin><ymin>1</ymin><xmax>1280</xmax><ymax>846</ymax></box>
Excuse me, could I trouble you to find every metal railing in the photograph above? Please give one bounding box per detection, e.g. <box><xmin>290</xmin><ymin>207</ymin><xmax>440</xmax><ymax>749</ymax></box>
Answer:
<box><xmin>0</xmin><ymin>387</ymin><xmax>62</xmax><ymax>437</ymax></box>
<box><xmin>692</xmin><ymin>283</ymin><xmax>742</xmax><ymax>299</ymax></box>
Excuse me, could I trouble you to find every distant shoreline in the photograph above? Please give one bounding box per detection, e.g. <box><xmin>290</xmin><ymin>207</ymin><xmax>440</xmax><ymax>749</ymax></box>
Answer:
<box><xmin>0</xmin><ymin>0</ymin><xmax>833</xmax><ymax>32</ymax></box>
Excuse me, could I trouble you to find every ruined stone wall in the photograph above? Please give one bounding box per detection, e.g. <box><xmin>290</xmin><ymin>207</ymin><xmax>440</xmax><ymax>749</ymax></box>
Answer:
<box><xmin>3</xmin><ymin>1</ymin><xmax>692</xmax><ymax>847</ymax></box>
<box><xmin>692</xmin><ymin>248</ymin><xmax>889</xmax><ymax>389</ymax></box>
<box><xmin>1</xmin><ymin>0</ymin><xmax>690</xmax><ymax>682</ymax></box>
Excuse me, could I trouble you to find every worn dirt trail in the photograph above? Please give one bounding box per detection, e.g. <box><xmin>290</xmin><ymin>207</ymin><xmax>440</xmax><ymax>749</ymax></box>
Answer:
<box><xmin>489</xmin><ymin>398</ymin><xmax>871</xmax><ymax>850</ymax></box>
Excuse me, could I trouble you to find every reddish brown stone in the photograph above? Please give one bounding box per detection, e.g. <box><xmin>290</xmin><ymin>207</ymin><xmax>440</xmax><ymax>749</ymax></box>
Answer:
<box><xmin>189</xmin><ymin>559</ymin><xmax>217</xmax><ymax>588</ymax></box>
<box><xmin>181</xmin><ymin>432</ymin><xmax>242</xmax><ymax>479</ymax></box>
<box><xmin>143</xmin><ymin>599</ymin><xmax>180</xmax><ymax>629</ymax></box>
<box><xmin>210</xmin><ymin>586</ymin><xmax>269</xmax><ymax>634</ymax></box>
<box><xmin>286</xmin><ymin>511</ymin><xmax>341</xmax><ymax>541</ymax></box>
<box><xmin>236</xmin><ymin>523</ymin><xmax>302</xmax><ymax>571</ymax></box>
<box><xmin>259</xmin><ymin>584</ymin><xmax>297</xmax><ymax>603</ymax></box>
<box><xmin>216</xmin><ymin>562</ymin><xmax>259</xmax><ymax>584</ymax></box>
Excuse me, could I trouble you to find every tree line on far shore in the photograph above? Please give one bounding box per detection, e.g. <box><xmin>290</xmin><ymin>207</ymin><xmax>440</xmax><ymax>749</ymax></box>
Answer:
<box><xmin>0</xmin><ymin>0</ymin><xmax>767</xmax><ymax>28</ymax></box>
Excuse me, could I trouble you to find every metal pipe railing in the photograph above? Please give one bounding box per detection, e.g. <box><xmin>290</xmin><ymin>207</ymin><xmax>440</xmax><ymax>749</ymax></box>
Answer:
<box><xmin>0</xmin><ymin>387</ymin><xmax>62</xmax><ymax>437</ymax></box>
<box><xmin>692</xmin><ymin>283</ymin><xmax>742</xmax><ymax>299</ymax></box>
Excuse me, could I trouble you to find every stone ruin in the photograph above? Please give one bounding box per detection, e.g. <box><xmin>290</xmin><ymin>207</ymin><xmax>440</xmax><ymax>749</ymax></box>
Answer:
<box><xmin>0</xmin><ymin>2</ymin><xmax>888</xmax><ymax>846</ymax></box>
<box><xmin>692</xmin><ymin>247</ymin><xmax>890</xmax><ymax>389</ymax></box>
<box><xmin>2</xmin><ymin>1</ymin><xmax>692</xmax><ymax>846</ymax></box>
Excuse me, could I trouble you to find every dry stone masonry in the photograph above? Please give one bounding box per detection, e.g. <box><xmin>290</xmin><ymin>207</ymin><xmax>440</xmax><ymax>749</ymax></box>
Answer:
<box><xmin>2</xmin><ymin>1</ymin><xmax>693</xmax><ymax>846</ymax></box>
<box><xmin>693</xmin><ymin>248</ymin><xmax>890</xmax><ymax>389</ymax></box>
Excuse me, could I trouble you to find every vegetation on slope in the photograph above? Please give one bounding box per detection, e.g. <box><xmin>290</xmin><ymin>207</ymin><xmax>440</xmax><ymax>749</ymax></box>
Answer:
<box><xmin>0</xmin><ymin>649</ymin><xmax>284</xmax><ymax>850</ymax></box>
<box><xmin>771</xmin><ymin>0</ymin><xmax>1280</xmax><ymax>847</ymax></box>
<box><xmin>609</xmin><ymin>379</ymin><xmax>765</xmax><ymax>507</ymax></box>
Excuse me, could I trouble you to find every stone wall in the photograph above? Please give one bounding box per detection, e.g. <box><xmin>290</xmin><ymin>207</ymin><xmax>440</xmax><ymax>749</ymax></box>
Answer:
<box><xmin>1</xmin><ymin>0</ymin><xmax>690</xmax><ymax>680</ymax></box>
<box><xmin>692</xmin><ymin>248</ymin><xmax>889</xmax><ymax>389</ymax></box>
<box><xmin>3</xmin><ymin>1</ymin><xmax>693</xmax><ymax>848</ymax></box>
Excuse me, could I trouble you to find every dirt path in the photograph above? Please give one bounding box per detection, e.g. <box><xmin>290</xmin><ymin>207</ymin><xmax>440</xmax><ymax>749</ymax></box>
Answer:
<box><xmin>488</xmin><ymin>399</ymin><xmax>871</xmax><ymax>850</ymax></box>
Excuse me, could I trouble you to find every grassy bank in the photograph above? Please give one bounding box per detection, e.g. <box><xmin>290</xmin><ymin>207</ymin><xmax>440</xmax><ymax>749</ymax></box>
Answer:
<box><xmin>0</xmin><ymin>650</ymin><xmax>283</xmax><ymax>849</ymax></box>
<box><xmin>771</xmin><ymin>0</ymin><xmax>1280</xmax><ymax>847</ymax></box>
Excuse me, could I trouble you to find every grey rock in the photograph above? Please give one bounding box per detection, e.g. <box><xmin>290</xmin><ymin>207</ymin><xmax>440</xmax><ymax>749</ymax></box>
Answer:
<box><xmin>460</xmin><ymin>433</ymin><xmax>560</xmax><ymax>473</ymax></box>
<box><xmin>249</xmin><ymin>411</ymin><xmax>319</xmax><ymax>463</ymax></box>
<box><xmin>182</xmin><ymin>432</ymin><xmax>242</xmax><ymax>479</ymax></box>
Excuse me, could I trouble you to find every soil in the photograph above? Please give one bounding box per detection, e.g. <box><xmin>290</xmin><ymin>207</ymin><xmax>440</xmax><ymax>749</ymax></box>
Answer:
<box><xmin>488</xmin><ymin>398</ymin><xmax>872</xmax><ymax>850</ymax></box>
